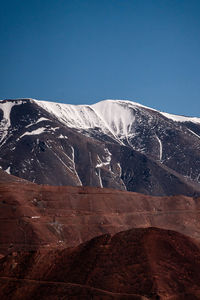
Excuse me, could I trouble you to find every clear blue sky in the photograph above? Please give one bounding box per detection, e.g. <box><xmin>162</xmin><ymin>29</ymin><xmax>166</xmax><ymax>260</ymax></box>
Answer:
<box><xmin>0</xmin><ymin>0</ymin><xmax>200</xmax><ymax>116</ymax></box>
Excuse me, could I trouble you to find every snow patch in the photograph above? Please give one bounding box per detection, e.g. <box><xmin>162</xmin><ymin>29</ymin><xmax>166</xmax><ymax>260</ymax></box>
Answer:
<box><xmin>35</xmin><ymin>99</ymin><xmax>139</xmax><ymax>144</ymax></box>
<box><xmin>35</xmin><ymin>117</ymin><xmax>49</xmax><ymax>123</ymax></box>
<box><xmin>18</xmin><ymin>128</ymin><xmax>46</xmax><ymax>140</ymax></box>
<box><xmin>5</xmin><ymin>166</ymin><xmax>11</xmax><ymax>174</ymax></box>
<box><xmin>33</xmin><ymin>99</ymin><xmax>200</xmax><ymax>147</ymax></box>
<box><xmin>97</xmin><ymin>168</ymin><xmax>103</xmax><ymax>188</ymax></box>
<box><xmin>161</xmin><ymin>112</ymin><xmax>200</xmax><ymax>124</ymax></box>
<box><xmin>117</xmin><ymin>163</ymin><xmax>122</xmax><ymax>177</ymax></box>
<box><xmin>188</xmin><ymin>129</ymin><xmax>200</xmax><ymax>139</ymax></box>
<box><xmin>96</xmin><ymin>148</ymin><xmax>112</xmax><ymax>168</ymax></box>
<box><xmin>155</xmin><ymin>135</ymin><xmax>163</xmax><ymax>161</ymax></box>
<box><xmin>50</xmin><ymin>127</ymin><xmax>59</xmax><ymax>132</ymax></box>
<box><xmin>92</xmin><ymin>100</ymin><xmax>136</xmax><ymax>138</ymax></box>
<box><xmin>25</xmin><ymin>117</ymin><xmax>49</xmax><ymax>128</ymax></box>
<box><xmin>58</xmin><ymin>134</ymin><xmax>68</xmax><ymax>139</ymax></box>
<box><xmin>36</xmin><ymin>98</ymin><xmax>200</xmax><ymax>128</ymax></box>
<box><xmin>70</xmin><ymin>146</ymin><xmax>82</xmax><ymax>186</ymax></box>
<box><xmin>0</xmin><ymin>101</ymin><xmax>21</xmax><ymax>128</ymax></box>
<box><xmin>0</xmin><ymin>100</ymin><xmax>22</xmax><ymax>143</ymax></box>
<box><xmin>51</xmin><ymin>145</ymin><xmax>82</xmax><ymax>185</ymax></box>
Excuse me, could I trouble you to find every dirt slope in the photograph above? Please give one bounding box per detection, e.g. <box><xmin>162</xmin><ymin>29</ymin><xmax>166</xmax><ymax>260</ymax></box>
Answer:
<box><xmin>1</xmin><ymin>178</ymin><xmax>200</xmax><ymax>255</ymax></box>
<box><xmin>1</xmin><ymin>227</ymin><xmax>200</xmax><ymax>299</ymax></box>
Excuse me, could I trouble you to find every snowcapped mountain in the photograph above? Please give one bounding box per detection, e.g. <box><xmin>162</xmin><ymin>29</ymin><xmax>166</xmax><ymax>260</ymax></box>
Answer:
<box><xmin>0</xmin><ymin>98</ymin><xmax>200</xmax><ymax>196</ymax></box>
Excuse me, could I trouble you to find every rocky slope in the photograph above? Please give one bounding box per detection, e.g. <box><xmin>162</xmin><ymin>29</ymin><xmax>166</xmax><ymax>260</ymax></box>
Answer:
<box><xmin>0</xmin><ymin>98</ymin><xmax>200</xmax><ymax>196</ymax></box>
<box><xmin>1</xmin><ymin>170</ymin><xmax>200</xmax><ymax>256</ymax></box>
<box><xmin>1</xmin><ymin>171</ymin><xmax>200</xmax><ymax>299</ymax></box>
<box><xmin>1</xmin><ymin>227</ymin><xmax>200</xmax><ymax>299</ymax></box>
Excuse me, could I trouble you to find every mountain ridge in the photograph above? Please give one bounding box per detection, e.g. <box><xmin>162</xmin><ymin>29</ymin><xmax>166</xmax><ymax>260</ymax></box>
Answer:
<box><xmin>2</xmin><ymin>98</ymin><xmax>200</xmax><ymax>128</ymax></box>
<box><xmin>0</xmin><ymin>98</ymin><xmax>200</xmax><ymax>196</ymax></box>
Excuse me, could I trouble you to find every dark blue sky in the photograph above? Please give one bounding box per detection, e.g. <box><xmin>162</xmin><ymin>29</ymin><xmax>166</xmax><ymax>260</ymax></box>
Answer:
<box><xmin>0</xmin><ymin>0</ymin><xmax>200</xmax><ymax>116</ymax></box>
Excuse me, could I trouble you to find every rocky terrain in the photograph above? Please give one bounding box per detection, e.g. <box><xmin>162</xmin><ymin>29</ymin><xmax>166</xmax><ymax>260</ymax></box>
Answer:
<box><xmin>1</xmin><ymin>170</ymin><xmax>200</xmax><ymax>257</ymax></box>
<box><xmin>1</xmin><ymin>227</ymin><xmax>200</xmax><ymax>299</ymax></box>
<box><xmin>1</xmin><ymin>97</ymin><xmax>200</xmax><ymax>299</ymax></box>
<box><xmin>0</xmin><ymin>98</ymin><xmax>200</xmax><ymax>196</ymax></box>
<box><xmin>1</xmin><ymin>171</ymin><xmax>200</xmax><ymax>298</ymax></box>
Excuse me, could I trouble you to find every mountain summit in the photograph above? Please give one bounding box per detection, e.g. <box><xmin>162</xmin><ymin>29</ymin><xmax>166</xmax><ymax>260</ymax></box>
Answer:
<box><xmin>0</xmin><ymin>98</ymin><xmax>200</xmax><ymax>196</ymax></box>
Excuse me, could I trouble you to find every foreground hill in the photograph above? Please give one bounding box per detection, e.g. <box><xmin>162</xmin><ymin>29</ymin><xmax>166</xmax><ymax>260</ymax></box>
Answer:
<box><xmin>1</xmin><ymin>227</ymin><xmax>200</xmax><ymax>299</ymax></box>
<box><xmin>0</xmin><ymin>98</ymin><xmax>200</xmax><ymax>196</ymax></box>
<box><xmin>1</xmin><ymin>170</ymin><xmax>200</xmax><ymax>256</ymax></box>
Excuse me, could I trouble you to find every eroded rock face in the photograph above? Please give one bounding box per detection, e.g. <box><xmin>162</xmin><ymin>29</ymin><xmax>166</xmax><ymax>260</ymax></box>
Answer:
<box><xmin>1</xmin><ymin>175</ymin><xmax>200</xmax><ymax>256</ymax></box>
<box><xmin>0</xmin><ymin>99</ymin><xmax>200</xmax><ymax>196</ymax></box>
<box><xmin>1</xmin><ymin>227</ymin><xmax>200</xmax><ymax>300</ymax></box>
<box><xmin>1</xmin><ymin>171</ymin><xmax>200</xmax><ymax>299</ymax></box>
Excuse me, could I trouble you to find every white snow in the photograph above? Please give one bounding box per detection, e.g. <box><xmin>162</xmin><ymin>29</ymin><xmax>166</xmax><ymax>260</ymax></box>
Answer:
<box><xmin>18</xmin><ymin>128</ymin><xmax>46</xmax><ymax>140</ymax></box>
<box><xmin>92</xmin><ymin>100</ymin><xmax>136</xmax><ymax>137</ymax></box>
<box><xmin>35</xmin><ymin>117</ymin><xmax>49</xmax><ymax>123</ymax></box>
<box><xmin>36</xmin><ymin>100</ymin><xmax>103</xmax><ymax>130</ymax></box>
<box><xmin>96</xmin><ymin>148</ymin><xmax>112</xmax><ymax>168</ymax></box>
<box><xmin>188</xmin><ymin>129</ymin><xmax>200</xmax><ymax>139</ymax></box>
<box><xmin>25</xmin><ymin>117</ymin><xmax>49</xmax><ymax>128</ymax></box>
<box><xmin>1</xmin><ymin>98</ymin><xmax>200</xmax><ymax>151</ymax></box>
<box><xmin>70</xmin><ymin>146</ymin><xmax>82</xmax><ymax>186</ymax></box>
<box><xmin>161</xmin><ymin>112</ymin><xmax>200</xmax><ymax>124</ymax></box>
<box><xmin>0</xmin><ymin>101</ymin><xmax>21</xmax><ymax>128</ymax></box>
<box><xmin>95</xmin><ymin>148</ymin><xmax>112</xmax><ymax>188</ymax></box>
<box><xmin>34</xmin><ymin>99</ymin><xmax>200</xmax><ymax>146</ymax></box>
<box><xmin>50</xmin><ymin>127</ymin><xmax>59</xmax><ymax>132</ymax></box>
<box><xmin>97</xmin><ymin>168</ymin><xmax>103</xmax><ymax>188</ymax></box>
<box><xmin>0</xmin><ymin>100</ymin><xmax>22</xmax><ymax>143</ymax></box>
<box><xmin>52</xmin><ymin>150</ymin><xmax>73</xmax><ymax>173</ymax></box>
<box><xmin>155</xmin><ymin>136</ymin><xmax>163</xmax><ymax>161</ymax></box>
<box><xmin>5</xmin><ymin>166</ymin><xmax>11</xmax><ymax>174</ymax></box>
<box><xmin>58</xmin><ymin>134</ymin><xmax>68</xmax><ymax>139</ymax></box>
<box><xmin>53</xmin><ymin>145</ymin><xmax>82</xmax><ymax>185</ymax></box>
<box><xmin>117</xmin><ymin>163</ymin><xmax>122</xmax><ymax>177</ymax></box>
<box><xmin>35</xmin><ymin>100</ymin><xmax>139</xmax><ymax>144</ymax></box>
<box><xmin>96</xmin><ymin>155</ymin><xmax>106</xmax><ymax>168</ymax></box>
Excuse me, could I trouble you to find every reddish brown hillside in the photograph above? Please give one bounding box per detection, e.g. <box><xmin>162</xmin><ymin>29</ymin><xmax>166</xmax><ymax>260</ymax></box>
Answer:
<box><xmin>1</xmin><ymin>174</ymin><xmax>200</xmax><ymax>255</ymax></box>
<box><xmin>1</xmin><ymin>228</ymin><xmax>200</xmax><ymax>299</ymax></box>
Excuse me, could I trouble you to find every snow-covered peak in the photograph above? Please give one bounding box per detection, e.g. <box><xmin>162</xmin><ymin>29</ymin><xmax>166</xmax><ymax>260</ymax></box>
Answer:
<box><xmin>36</xmin><ymin>99</ymin><xmax>105</xmax><ymax>130</ymax></box>
<box><xmin>1</xmin><ymin>98</ymin><xmax>200</xmax><ymax>136</ymax></box>
<box><xmin>91</xmin><ymin>100</ymin><xmax>136</xmax><ymax>137</ymax></box>
<box><xmin>98</xmin><ymin>99</ymin><xmax>200</xmax><ymax>125</ymax></box>
<box><xmin>35</xmin><ymin>99</ymin><xmax>149</xmax><ymax>139</ymax></box>
<box><xmin>0</xmin><ymin>101</ymin><xmax>18</xmax><ymax>128</ymax></box>
<box><xmin>35</xmin><ymin>98</ymin><xmax>200</xmax><ymax>126</ymax></box>
<box><xmin>34</xmin><ymin>98</ymin><xmax>200</xmax><ymax>140</ymax></box>
<box><xmin>92</xmin><ymin>99</ymin><xmax>156</xmax><ymax>110</ymax></box>
<box><xmin>160</xmin><ymin>112</ymin><xmax>200</xmax><ymax>124</ymax></box>
<box><xmin>0</xmin><ymin>100</ymin><xmax>24</xmax><ymax>143</ymax></box>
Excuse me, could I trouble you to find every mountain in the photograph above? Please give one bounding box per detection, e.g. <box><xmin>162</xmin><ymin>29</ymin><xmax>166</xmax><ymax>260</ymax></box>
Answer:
<box><xmin>1</xmin><ymin>171</ymin><xmax>200</xmax><ymax>299</ymax></box>
<box><xmin>0</xmin><ymin>98</ymin><xmax>200</xmax><ymax>196</ymax></box>
<box><xmin>1</xmin><ymin>170</ymin><xmax>200</xmax><ymax>256</ymax></box>
<box><xmin>1</xmin><ymin>227</ymin><xmax>200</xmax><ymax>299</ymax></box>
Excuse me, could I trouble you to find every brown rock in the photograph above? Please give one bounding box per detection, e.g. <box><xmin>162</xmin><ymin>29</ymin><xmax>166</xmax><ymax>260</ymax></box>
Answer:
<box><xmin>0</xmin><ymin>227</ymin><xmax>200</xmax><ymax>299</ymax></box>
<box><xmin>1</xmin><ymin>177</ymin><xmax>200</xmax><ymax>255</ymax></box>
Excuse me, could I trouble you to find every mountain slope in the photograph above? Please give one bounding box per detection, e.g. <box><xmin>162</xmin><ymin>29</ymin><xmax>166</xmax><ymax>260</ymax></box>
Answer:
<box><xmin>0</xmin><ymin>98</ymin><xmax>200</xmax><ymax>196</ymax></box>
<box><xmin>1</xmin><ymin>171</ymin><xmax>200</xmax><ymax>256</ymax></box>
<box><xmin>1</xmin><ymin>227</ymin><xmax>200</xmax><ymax>299</ymax></box>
